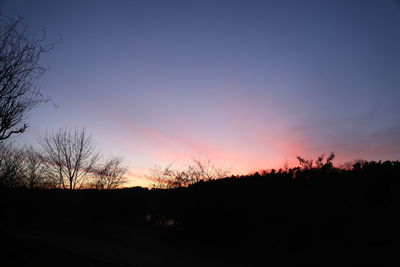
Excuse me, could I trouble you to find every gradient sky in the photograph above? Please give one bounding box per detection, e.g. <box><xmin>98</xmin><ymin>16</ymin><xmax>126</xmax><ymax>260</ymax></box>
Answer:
<box><xmin>1</xmin><ymin>0</ymin><xmax>400</xmax><ymax>187</ymax></box>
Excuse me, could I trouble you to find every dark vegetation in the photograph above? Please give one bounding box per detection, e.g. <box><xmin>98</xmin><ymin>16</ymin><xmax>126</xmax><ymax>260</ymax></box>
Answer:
<box><xmin>2</xmin><ymin>155</ymin><xmax>400</xmax><ymax>265</ymax></box>
<box><xmin>2</xmin><ymin>11</ymin><xmax>400</xmax><ymax>266</ymax></box>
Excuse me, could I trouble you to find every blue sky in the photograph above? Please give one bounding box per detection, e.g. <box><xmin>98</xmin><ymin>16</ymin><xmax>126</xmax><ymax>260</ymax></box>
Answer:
<box><xmin>2</xmin><ymin>0</ymin><xmax>400</xmax><ymax>186</ymax></box>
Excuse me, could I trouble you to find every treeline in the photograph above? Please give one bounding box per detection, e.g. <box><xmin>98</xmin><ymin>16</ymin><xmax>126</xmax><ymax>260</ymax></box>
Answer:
<box><xmin>143</xmin><ymin>156</ymin><xmax>400</xmax><ymax>263</ymax></box>
<box><xmin>3</xmin><ymin>155</ymin><xmax>400</xmax><ymax>264</ymax></box>
<box><xmin>0</xmin><ymin>128</ymin><xmax>127</xmax><ymax>190</ymax></box>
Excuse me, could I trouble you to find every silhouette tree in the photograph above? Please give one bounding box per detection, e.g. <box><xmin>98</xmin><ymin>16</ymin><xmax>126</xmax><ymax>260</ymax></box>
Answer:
<box><xmin>0</xmin><ymin>14</ymin><xmax>55</xmax><ymax>141</ymax></box>
<box><xmin>297</xmin><ymin>152</ymin><xmax>335</xmax><ymax>170</ymax></box>
<box><xmin>93</xmin><ymin>156</ymin><xmax>127</xmax><ymax>189</ymax></box>
<box><xmin>188</xmin><ymin>158</ymin><xmax>230</xmax><ymax>183</ymax></box>
<box><xmin>148</xmin><ymin>164</ymin><xmax>175</xmax><ymax>189</ymax></box>
<box><xmin>40</xmin><ymin>127</ymin><xmax>99</xmax><ymax>189</ymax></box>
<box><xmin>22</xmin><ymin>145</ymin><xmax>46</xmax><ymax>188</ymax></box>
<box><xmin>149</xmin><ymin>159</ymin><xmax>230</xmax><ymax>188</ymax></box>
<box><xmin>0</xmin><ymin>142</ymin><xmax>24</xmax><ymax>188</ymax></box>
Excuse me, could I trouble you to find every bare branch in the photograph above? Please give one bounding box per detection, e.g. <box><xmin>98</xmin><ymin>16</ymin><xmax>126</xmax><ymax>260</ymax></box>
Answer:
<box><xmin>0</xmin><ymin>14</ymin><xmax>56</xmax><ymax>141</ymax></box>
<box><xmin>40</xmin><ymin>127</ymin><xmax>99</xmax><ymax>189</ymax></box>
<box><xmin>93</xmin><ymin>156</ymin><xmax>127</xmax><ymax>190</ymax></box>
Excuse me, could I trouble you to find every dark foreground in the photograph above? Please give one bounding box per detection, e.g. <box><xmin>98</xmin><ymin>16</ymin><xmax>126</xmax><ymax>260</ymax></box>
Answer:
<box><xmin>2</xmin><ymin>234</ymin><xmax>119</xmax><ymax>267</ymax></box>
<box><xmin>2</xmin><ymin>160</ymin><xmax>400</xmax><ymax>266</ymax></box>
<box><xmin>2</xmin><ymin>226</ymin><xmax>229</xmax><ymax>267</ymax></box>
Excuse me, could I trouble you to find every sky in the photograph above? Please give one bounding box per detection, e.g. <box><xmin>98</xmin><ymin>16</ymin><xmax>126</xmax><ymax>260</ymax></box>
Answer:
<box><xmin>1</xmin><ymin>0</ymin><xmax>400</xmax><ymax>187</ymax></box>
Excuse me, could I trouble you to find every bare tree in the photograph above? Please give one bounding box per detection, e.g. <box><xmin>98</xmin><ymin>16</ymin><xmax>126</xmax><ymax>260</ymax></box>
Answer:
<box><xmin>0</xmin><ymin>142</ymin><xmax>24</xmax><ymax>188</ymax></box>
<box><xmin>22</xmin><ymin>146</ymin><xmax>46</xmax><ymax>188</ymax></box>
<box><xmin>149</xmin><ymin>159</ymin><xmax>230</xmax><ymax>189</ymax></box>
<box><xmin>93</xmin><ymin>156</ymin><xmax>127</xmax><ymax>190</ymax></box>
<box><xmin>188</xmin><ymin>158</ymin><xmax>230</xmax><ymax>183</ymax></box>
<box><xmin>41</xmin><ymin>127</ymin><xmax>99</xmax><ymax>189</ymax></box>
<box><xmin>166</xmin><ymin>168</ymin><xmax>191</xmax><ymax>188</ymax></box>
<box><xmin>148</xmin><ymin>164</ymin><xmax>174</xmax><ymax>189</ymax></box>
<box><xmin>0</xmin><ymin>14</ymin><xmax>55</xmax><ymax>141</ymax></box>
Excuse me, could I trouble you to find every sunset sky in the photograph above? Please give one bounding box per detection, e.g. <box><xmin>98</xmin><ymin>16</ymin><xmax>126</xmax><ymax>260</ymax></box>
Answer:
<box><xmin>2</xmin><ymin>0</ymin><xmax>400</xmax><ymax>187</ymax></box>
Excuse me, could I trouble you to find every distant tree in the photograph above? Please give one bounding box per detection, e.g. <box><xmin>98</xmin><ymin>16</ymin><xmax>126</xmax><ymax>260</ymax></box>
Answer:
<box><xmin>40</xmin><ymin>127</ymin><xmax>99</xmax><ymax>189</ymax></box>
<box><xmin>148</xmin><ymin>164</ymin><xmax>175</xmax><ymax>189</ymax></box>
<box><xmin>93</xmin><ymin>156</ymin><xmax>127</xmax><ymax>190</ymax></box>
<box><xmin>351</xmin><ymin>159</ymin><xmax>367</xmax><ymax>170</ymax></box>
<box><xmin>0</xmin><ymin>14</ymin><xmax>55</xmax><ymax>141</ymax></box>
<box><xmin>149</xmin><ymin>159</ymin><xmax>230</xmax><ymax>189</ymax></box>
<box><xmin>0</xmin><ymin>142</ymin><xmax>24</xmax><ymax>188</ymax></box>
<box><xmin>21</xmin><ymin>146</ymin><xmax>46</xmax><ymax>188</ymax></box>
<box><xmin>167</xmin><ymin>169</ymin><xmax>191</xmax><ymax>188</ymax></box>
<box><xmin>297</xmin><ymin>152</ymin><xmax>335</xmax><ymax>170</ymax></box>
<box><xmin>339</xmin><ymin>161</ymin><xmax>354</xmax><ymax>171</ymax></box>
<box><xmin>187</xmin><ymin>158</ymin><xmax>230</xmax><ymax>183</ymax></box>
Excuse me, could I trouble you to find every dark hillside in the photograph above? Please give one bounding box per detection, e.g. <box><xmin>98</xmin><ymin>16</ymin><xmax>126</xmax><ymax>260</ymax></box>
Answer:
<box><xmin>2</xmin><ymin>160</ymin><xmax>400</xmax><ymax>265</ymax></box>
